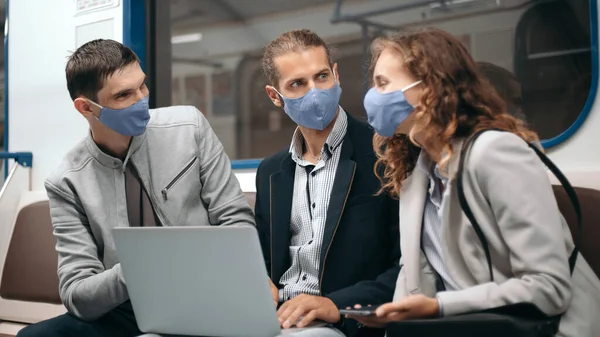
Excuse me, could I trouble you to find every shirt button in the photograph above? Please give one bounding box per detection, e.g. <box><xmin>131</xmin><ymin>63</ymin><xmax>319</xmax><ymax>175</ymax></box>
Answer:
<box><xmin>311</xmin><ymin>172</ymin><xmax>316</xmax><ymax>177</ymax></box>
<box><xmin>308</xmin><ymin>240</ymin><xmax>313</xmax><ymax>245</ymax></box>
<box><xmin>302</xmin><ymin>275</ymin><xmax>307</xmax><ymax>281</ymax></box>
<box><xmin>312</xmin><ymin>203</ymin><xmax>315</xmax><ymax>208</ymax></box>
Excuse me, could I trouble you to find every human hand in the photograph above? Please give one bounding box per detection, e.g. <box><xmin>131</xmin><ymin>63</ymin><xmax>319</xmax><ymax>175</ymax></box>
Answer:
<box><xmin>344</xmin><ymin>304</ymin><xmax>389</xmax><ymax>328</ymax></box>
<box><xmin>277</xmin><ymin>294</ymin><xmax>341</xmax><ymax>328</ymax></box>
<box><xmin>374</xmin><ymin>295</ymin><xmax>439</xmax><ymax>322</ymax></box>
<box><xmin>269</xmin><ymin>279</ymin><xmax>278</xmax><ymax>307</ymax></box>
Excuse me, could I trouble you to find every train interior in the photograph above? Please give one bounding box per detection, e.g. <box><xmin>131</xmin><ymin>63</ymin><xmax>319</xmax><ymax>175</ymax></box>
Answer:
<box><xmin>0</xmin><ymin>0</ymin><xmax>599</xmax><ymax>335</ymax></box>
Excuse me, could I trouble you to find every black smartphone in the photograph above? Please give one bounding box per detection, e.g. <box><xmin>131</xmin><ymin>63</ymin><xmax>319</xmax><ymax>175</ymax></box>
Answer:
<box><xmin>339</xmin><ymin>305</ymin><xmax>379</xmax><ymax>316</ymax></box>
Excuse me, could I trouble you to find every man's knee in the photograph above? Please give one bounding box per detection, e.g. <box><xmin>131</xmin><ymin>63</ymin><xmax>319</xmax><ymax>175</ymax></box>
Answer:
<box><xmin>15</xmin><ymin>325</ymin><xmax>34</xmax><ymax>337</ymax></box>
<box><xmin>16</xmin><ymin>320</ymin><xmax>58</xmax><ymax>337</ymax></box>
<box><xmin>16</xmin><ymin>314</ymin><xmax>90</xmax><ymax>337</ymax></box>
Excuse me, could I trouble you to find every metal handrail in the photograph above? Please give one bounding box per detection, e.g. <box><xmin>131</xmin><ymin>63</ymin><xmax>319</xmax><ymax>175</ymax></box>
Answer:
<box><xmin>0</xmin><ymin>152</ymin><xmax>32</xmax><ymax>167</ymax></box>
<box><xmin>0</xmin><ymin>152</ymin><xmax>33</xmax><ymax>180</ymax></box>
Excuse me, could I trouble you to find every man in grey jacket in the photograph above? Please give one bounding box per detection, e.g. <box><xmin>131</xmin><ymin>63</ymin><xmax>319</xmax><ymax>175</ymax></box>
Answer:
<box><xmin>17</xmin><ymin>39</ymin><xmax>255</xmax><ymax>337</ymax></box>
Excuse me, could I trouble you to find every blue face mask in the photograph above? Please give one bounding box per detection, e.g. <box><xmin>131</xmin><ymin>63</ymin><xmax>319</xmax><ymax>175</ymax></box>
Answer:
<box><xmin>274</xmin><ymin>80</ymin><xmax>342</xmax><ymax>130</ymax></box>
<box><xmin>89</xmin><ymin>96</ymin><xmax>151</xmax><ymax>136</ymax></box>
<box><xmin>363</xmin><ymin>81</ymin><xmax>421</xmax><ymax>137</ymax></box>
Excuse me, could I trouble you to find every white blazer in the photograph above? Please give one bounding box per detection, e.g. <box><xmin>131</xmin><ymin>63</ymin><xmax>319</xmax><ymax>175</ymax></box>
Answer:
<box><xmin>392</xmin><ymin>131</ymin><xmax>600</xmax><ymax>337</ymax></box>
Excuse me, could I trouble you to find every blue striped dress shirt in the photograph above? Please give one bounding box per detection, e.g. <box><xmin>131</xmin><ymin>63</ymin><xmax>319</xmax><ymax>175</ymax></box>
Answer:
<box><xmin>417</xmin><ymin>152</ymin><xmax>459</xmax><ymax>292</ymax></box>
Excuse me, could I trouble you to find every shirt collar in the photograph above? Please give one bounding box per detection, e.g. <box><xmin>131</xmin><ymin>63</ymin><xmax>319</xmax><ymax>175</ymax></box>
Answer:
<box><xmin>289</xmin><ymin>106</ymin><xmax>348</xmax><ymax>163</ymax></box>
<box><xmin>416</xmin><ymin>149</ymin><xmax>447</xmax><ymax>182</ymax></box>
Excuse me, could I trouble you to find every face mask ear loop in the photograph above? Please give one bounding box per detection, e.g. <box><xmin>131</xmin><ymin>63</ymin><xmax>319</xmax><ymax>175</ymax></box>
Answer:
<box><xmin>268</xmin><ymin>86</ymin><xmax>287</xmax><ymax>109</ymax></box>
<box><xmin>271</xmin><ymin>86</ymin><xmax>283</xmax><ymax>98</ymax></box>
<box><xmin>86</xmin><ymin>99</ymin><xmax>103</xmax><ymax>119</ymax></box>
<box><xmin>87</xmin><ymin>99</ymin><xmax>103</xmax><ymax>109</ymax></box>
<box><xmin>402</xmin><ymin>80</ymin><xmax>422</xmax><ymax>92</ymax></box>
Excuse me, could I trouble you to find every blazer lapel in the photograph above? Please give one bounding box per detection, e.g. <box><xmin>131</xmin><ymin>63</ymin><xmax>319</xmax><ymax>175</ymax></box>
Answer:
<box><xmin>319</xmin><ymin>138</ymin><xmax>356</xmax><ymax>284</ymax></box>
<box><xmin>399</xmin><ymin>165</ymin><xmax>429</xmax><ymax>294</ymax></box>
<box><xmin>441</xmin><ymin>138</ymin><xmax>479</xmax><ymax>288</ymax></box>
<box><xmin>269</xmin><ymin>154</ymin><xmax>295</xmax><ymax>282</ymax></box>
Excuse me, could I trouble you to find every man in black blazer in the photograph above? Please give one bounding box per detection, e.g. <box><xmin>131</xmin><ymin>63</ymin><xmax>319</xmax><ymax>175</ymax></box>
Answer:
<box><xmin>255</xmin><ymin>29</ymin><xmax>400</xmax><ymax>337</ymax></box>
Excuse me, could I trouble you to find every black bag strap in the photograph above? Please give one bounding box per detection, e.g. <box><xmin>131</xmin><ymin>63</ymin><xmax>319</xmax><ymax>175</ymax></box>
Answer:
<box><xmin>456</xmin><ymin>129</ymin><xmax>582</xmax><ymax>281</ymax></box>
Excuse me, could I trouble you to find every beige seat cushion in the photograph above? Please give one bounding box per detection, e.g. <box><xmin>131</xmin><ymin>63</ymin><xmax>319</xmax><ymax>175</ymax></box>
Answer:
<box><xmin>0</xmin><ymin>191</ymin><xmax>256</xmax><ymax>306</ymax></box>
<box><xmin>553</xmin><ymin>185</ymin><xmax>600</xmax><ymax>278</ymax></box>
<box><xmin>0</xmin><ymin>200</ymin><xmax>61</xmax><ymax>304</ymax></box>
<box><xmin>244</xmin><ymin>192</ymin><xmax>256</xmax><ymax>210</ymax></box>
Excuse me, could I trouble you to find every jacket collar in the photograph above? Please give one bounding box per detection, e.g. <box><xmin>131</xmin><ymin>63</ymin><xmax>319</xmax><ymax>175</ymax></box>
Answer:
<box><xmin>398</xmin><ymin>138</ymin><xmax>469</xmax><ymax>294</ymax></box>
<box><xmin>399</xmin><ymin>152</ymin><xmax>429</xmax><ymax>294</ymax></box>
<box><xmin>85</xmin><ymin>130</ymin><xmax>147</xmax><ymax>170</ymax></box>
<box><xmin>319</xmin><ymin>134</ymin><xmax>356</xmax><ymax>278</ymax></box>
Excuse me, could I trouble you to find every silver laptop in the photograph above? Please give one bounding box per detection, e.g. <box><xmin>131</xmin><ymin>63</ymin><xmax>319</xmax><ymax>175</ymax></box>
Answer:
<box><xmin>113</xmin><ymin>225</ymin><xmax>282</xmax><ymax>337</ymax></box>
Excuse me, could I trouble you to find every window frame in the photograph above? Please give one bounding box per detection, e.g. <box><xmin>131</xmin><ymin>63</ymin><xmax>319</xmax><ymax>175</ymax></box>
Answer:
<box><xmin>126</xmin><ymin>0</ymin><xmax>599</xmax><ymax>170</ymax></box>
<box><xmin>3</xmin><ymin>0</ymin><xmax>9</xmax><ymax>178</ymax></box>
<box><xmin>535</xmin><ymin>0</ymin><xmax>599</xmax><ymax>148</ymax></box>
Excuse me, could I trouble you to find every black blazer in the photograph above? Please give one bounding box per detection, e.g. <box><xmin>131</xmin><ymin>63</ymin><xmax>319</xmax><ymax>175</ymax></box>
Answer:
<box><xmin>254</xmin><ymin>113</ymin><xmax>401</xmax><ymax>337</ymax></box>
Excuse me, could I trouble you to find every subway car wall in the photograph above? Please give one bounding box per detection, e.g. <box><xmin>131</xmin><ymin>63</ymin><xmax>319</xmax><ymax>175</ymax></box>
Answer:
<box><xmin>156</xmin><ymin>0</ymin><xmax>598</xmax><ymax>171</ymax></box>
<box><xmin>3</xmin><ymin>0</ymin><xmax>599</xmax><ymax>191</ymax></box>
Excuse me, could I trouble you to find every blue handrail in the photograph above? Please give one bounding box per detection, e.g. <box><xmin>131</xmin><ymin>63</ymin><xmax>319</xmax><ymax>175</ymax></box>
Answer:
<box><xmin>0</xmin><ymin>151</ymin><xmax>256</xmax><ymax>171</ymax></box>
<box><xmin>0</xmin><ymin>151</ymin><xmax>33</xmax><ymax>177</ymax></box>
<box><xmin>0</xmin><ymin>151</ymin><xmax>32</xmax><ymax>166</ymax></box>
<box><xmin>0</xmin><ymin>151</ymin><xmax>254</xmax><ymax>181</ymax></box>
<box><xmin>231</xmin><ymin>159</ymin><xmax>263</xmax><ymax>170</ymax></box>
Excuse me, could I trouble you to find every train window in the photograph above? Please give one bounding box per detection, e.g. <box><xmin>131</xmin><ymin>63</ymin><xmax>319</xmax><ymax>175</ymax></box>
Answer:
<box><xmin>161</xmin><ymin>0</ymin><xmax>595</xmax><ymax>161</ymax></box>
<box><xmin>515</xmin><ymin>0</ymin><xmax>593</xmax><ymax>141</ymax></box>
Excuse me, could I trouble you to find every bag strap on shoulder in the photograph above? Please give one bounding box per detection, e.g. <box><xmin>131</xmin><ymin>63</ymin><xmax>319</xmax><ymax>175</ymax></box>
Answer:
<box><xmin>456</xmin><ymin>129</ymin><xmax>582</xmax><ymax>281</ymax></box>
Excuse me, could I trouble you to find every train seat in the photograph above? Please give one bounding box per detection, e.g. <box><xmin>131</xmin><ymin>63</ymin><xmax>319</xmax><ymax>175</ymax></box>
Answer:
<box><xmin>3</xmin><ymin>186</ymin><xmax>595</xmax><ymax>336</ymax></box>
<box><xmin>552</xmin><ymin>185</ymin><xmax>600</xmax><ymax>278</ymax></box>
<box><xmin>0</xmin><ymin>192</ymin><xmax>65</xmax><ymax>336</ymax></box>
<box><xmin>0</xmin><ymin>199</ymin><xmax>61</xmax><ymax>305</ymax></box>
<box><xmin>244</xmin><ymin>191</ymin><xmax>256</xmax><ymax>209</ymax></box>
<box><xmin>0</xmin><ymin>190</ymin><xmax>257</xmax><ymax>325</ymax></box>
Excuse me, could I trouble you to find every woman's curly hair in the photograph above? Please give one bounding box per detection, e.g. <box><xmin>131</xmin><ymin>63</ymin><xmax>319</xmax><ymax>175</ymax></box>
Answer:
<box><xmin>371</xmin><ymin>28</ymin><xmax>538</xmax><ymax>198</ymax></box>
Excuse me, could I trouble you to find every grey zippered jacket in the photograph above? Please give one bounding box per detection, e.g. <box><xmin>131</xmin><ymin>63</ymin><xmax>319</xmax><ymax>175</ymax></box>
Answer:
<box><xmin>44</xmin><ymin>105</ymin><xmax>255</xmax><ymax>320</ymax></box>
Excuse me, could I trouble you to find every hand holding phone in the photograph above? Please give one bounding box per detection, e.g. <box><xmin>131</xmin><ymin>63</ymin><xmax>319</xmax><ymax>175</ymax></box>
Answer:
<box><xmin>339</xmin><ymin>304</ymin><xmax>388</xmax><ymax>329</ymax></box>
<box><xmin>339</xmin><ymin>305</ymin><xmax>380</xmax><ymax>316</ymax></box>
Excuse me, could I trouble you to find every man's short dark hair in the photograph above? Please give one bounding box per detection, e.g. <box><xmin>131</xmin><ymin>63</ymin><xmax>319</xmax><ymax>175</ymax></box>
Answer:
<box><xmin>66</xmin><ymin>39</ymin><xmax>140</xmax><ymax>102</ymax></box>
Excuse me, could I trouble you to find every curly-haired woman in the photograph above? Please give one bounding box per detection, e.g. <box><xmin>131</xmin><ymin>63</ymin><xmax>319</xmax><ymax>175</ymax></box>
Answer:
<box><xmin>347</xmin><ymin>28</ymin><xmax>600</xmax><ymax>337</ymax></box>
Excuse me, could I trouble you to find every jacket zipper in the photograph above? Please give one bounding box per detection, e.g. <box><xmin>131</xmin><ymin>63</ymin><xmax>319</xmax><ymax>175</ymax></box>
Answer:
<box><xmin>319</xmin><ymin>163</ymin><xmax>356</xmax><ymax>295</ymax></box>
<box><xmin>130</xmin><ymin>162</ymin><xmax>170</xmax><ymax>227</ymax></box>
<box><xmin>161</xmin><ymin>157</ymin><xmax>198</xmax><ymax>201</ymax></box>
